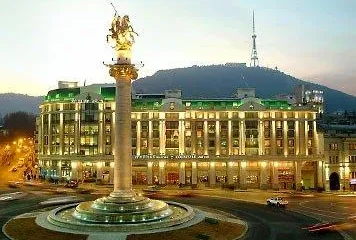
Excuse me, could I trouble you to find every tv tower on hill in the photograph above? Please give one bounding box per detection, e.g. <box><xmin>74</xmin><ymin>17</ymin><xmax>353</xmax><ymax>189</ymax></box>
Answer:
<box><xmin>250</xmin><ymin>10</ymin><xmax>259</xmax><ymax>67</ymax></box>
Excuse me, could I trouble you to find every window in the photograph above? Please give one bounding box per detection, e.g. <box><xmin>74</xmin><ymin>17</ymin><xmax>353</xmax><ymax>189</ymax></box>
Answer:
<box><xmin>329</xmin><ymin>143</ymin><xmax>338</xmax><ymax>150</ymax></box>
<box><xmin>329</xmin><ymin>156</ymin><xmax>339</xmax><ymax>164</ymax></box>
<box><xmin>209</xmin><ymin>139</ymin><xmax>215</xmax><ymax>147</ymax></box>
<box><xmin>275</xmin><ymin>112</ymin><xmax>282</xmax><ymax>118</ymax></box>
<box><xmin>263</xmin><ymin>112</ymin><xmax>270</xmax><ymax>118</ymax></box>
<box><xmin>349</xmin><ymin>156</ymin><xmax>356</xmax><ymax>163</ymax></box>
<box><xmin>105</xmin><ymin>125</ymin><xmax>111</xmax><ymax>134</ymax></box>
<box><xmin>349</xmin><ymin>143</ymin><xmax>356</xmax><ymax>151</ymax></box>
<box><xmin>208</xmin><ymin>112</ymin><xmax>215</xmax><ymax>119</ymax></box>
<box><xmin>105</xmin><ymin>136</ymin><xmax>111</xmax><ymax>145</ymax></box>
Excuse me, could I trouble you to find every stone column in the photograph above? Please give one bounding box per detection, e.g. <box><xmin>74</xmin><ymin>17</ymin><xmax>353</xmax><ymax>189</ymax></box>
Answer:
<box><xmin>295</xmin><ymin>161</ymin><xmax>302</xmax><ymax>191</ymax></box>
<box><xmin>158</xmin><ymin>161</ymin><xmax>165</xmax><ymax>185</ymax></box>
<box><xmin>159</xmin><ymin>120</ymin><xmax>165</xmax><ymax>155</ymax></box>
<box><xmin>227</xmin><ymin>162</ymin><xmax>234</xmax><ymax>184</ymax></box>
<box><xmin>258</xmin><ymin>119</ymin><xmax>264</xmax><ymax>155</ymax></box>
<box><xmin>313</xmin><ymin>120</ymin><xmax>318</xmax><ymax>155</ymax></box>
<box><xmin>179</xmin><ymin>120</ymin><xmax>185</xmax><ymax>154</ymax></box>
<box><xmin>113</xmin><ymin>73</ymin><xmax>132</xmax><ymax>193</ymax></box>
<box><xmin>272</xmin><ymin>162</ymin><xmax>279</xmax><ymax>190</ymax></box>
<box><xmin>71</xmin><ymin>161</ymin><xmax>78</xmax><ymax>180</ymax></box>
<box><xmin>295</xmin><ymin>120</ymin><xmax>300</xmax><ymax>155</ymax></box>
<box><xmin>59</xmin><ymin>112</ymin><xmax>63</xmax><ymax>155</ymax></box>
<box><xmin>317</xmin><ymin>161</ymin><xmax>323</xmax><ymax>188</ymax></box>
<box><xmin>97</xmin><ymin>162</ymin><xmax>103</xmax><ymax>181</ymax></box>
<box><xmin>136</xmin><ymin>120</ymin><xmax>141</xmax><ymax>155</ymax></box>
<box><xmin>191</xmin><ymin>121</ymin><xmax>196</xmax><ymax>154</ymax></box>
<box><xmin>240</xmin><ymin>120</ymin><xmax>245</xmax><ymax>155</ymax></box>
<box><xmin>260</xmin><ymin>161</ymin><xmax>267</xmax><ymax>189</ymax></box>
<box><xmin>148</xmin><ymin>120</ymin><xmax>153</xmax><ymax>154</ymax></box>
<box><xmin>147</xmin><ymin>162</ymin><xmax>153</xmax><ymax>185</ymax></box>
<box><xmin>204</xmin><ymin>120</ymin><xmax>208</xmax><ymax>155</ymax></box>
<box><xmin>109</xmin><ymin>161</ymin><xmax>114</xmax><ymax>184</ymax></box>
<box><xmin>283</xmin><ymin>120</ymin><xmax>288</xmax><ymax>156</ymax></box>
<box><xmin>209</xmin><ymin>162</ymin><xmax>216</xmax><ymax>187</ymax></box>
<box><xmin>191</xmin><ymin>162</ymin><xmax>197</xmax><ymax>185</ymax></box>
<box><xmin>271</xmin><ymin>119</ymin><xmax>276</xmax><ymax>155</ymax></box>
<box><xmin>56</xmin><ymin>160</ymin><xmax>61</xmax><ymax>179</ymax></box>
<box><xmin>98</xmin><ymin>111</ymin><xmax>103</xmax><ymax>154</ymax></box>
<box><xmin>179</xmin><ymin>162</ymin><xmax>186</xmax><ymax>184</ymax></box>
<box><xmin>239</xmin><ymin>161</ymin><xmax>247</xmax><ymax>189</ymax></box>
<box><xmin>48</xmin><ymin>114</ymin><xmax>52</xmax><ymax>155</ymax></box>
<box><xmin>215</xmin><ymin>120</ymin><xmax>220</xmax><ymax>155</ymax></box>
<box><xmin>228</xmin><ymin>120</ymin><xmax>232</xmax><ymax>155</ymax></box>
<box><xmin>305</xmin><ymin>120</ymin><xmax>308</xmax><ymax>155</ymax></box>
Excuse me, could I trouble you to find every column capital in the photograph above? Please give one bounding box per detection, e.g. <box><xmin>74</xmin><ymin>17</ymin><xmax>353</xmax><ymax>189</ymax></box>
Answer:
<box><xmin>109</xmin><ymin>64</ymin><xmax>138</xmax><ymax>80</ymax></box>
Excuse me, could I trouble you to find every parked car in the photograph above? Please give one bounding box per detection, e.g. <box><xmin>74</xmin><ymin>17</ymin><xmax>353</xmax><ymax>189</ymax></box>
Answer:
<box><xmin>17</xmin><ymin>158</ymin><xmax>24</xmax><ymax>168</ymax></box>
<box><xmin>8</xmin><ymin>167</ymin><xmax>17</xmax><ymax>172</ymax></box>
<box><xmin>65</xmin><ymin>180</ymin><xmax>79</xmax><ymax>188</ymax></box>
<box><xmin>266</xmin><ymin>197</ymin><xmax>288</xmax><ymax>207</ymax></box>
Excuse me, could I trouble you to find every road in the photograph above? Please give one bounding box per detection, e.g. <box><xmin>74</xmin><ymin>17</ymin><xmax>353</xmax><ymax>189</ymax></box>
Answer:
<box><xmin>0</xmin><ymin>187</ymin><xmax>344</xmax><ymax>240</ymax></box>
<box><xmin>164</xmin><ymin>195</ymin><xmax>343</xmax><ymax>240</ymax></box>
<box><xmin>287</xmin><ymin>193</ymin><xmax>356</xmax><ymax>239</ymax></box>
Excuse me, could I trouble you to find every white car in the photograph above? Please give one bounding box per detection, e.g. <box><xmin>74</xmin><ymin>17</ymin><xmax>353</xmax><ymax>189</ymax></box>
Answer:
<box><xmin>266</xmin><ymin>197</ymin><xmax>288</xmax><ymax>207</ymax></box>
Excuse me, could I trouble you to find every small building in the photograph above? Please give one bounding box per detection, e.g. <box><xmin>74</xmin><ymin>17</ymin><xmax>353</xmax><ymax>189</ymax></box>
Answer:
<box><xmin>319</xmin><ymin>124</ymin><xmax>356</xmax><ymax>191</ymax></box>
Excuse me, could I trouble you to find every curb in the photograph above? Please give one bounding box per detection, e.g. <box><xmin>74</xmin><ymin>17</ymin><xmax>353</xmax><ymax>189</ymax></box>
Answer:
<box><xmin>198</xmin><ymin>193</ymin><xmax>352</xmax><ymax>240</ymax></box>
<box><xmin>2</xmin><ymin>218</ymin><xmax>15</xmax><ymax>240</ymax></box>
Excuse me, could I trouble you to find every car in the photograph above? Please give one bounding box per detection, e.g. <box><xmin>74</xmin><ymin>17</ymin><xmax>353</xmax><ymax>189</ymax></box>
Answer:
<box><xmin>266</xmin><ymin>197</ymin><xmax>288</xmax><ymax>207</ymax></box>
<box><xmin>8</xmin><ymin>166</ymin><xmax>17</xmax><ymax>172</ymax></box>
<box><xmin>17</xmin><ymin>158</ymin><xmax>24</xmax><ymax>168</ymax></box>
<box><xmin>65</xmin><ymin>180</ymin><xmax>79</xmax><ymax>188</ymax></box>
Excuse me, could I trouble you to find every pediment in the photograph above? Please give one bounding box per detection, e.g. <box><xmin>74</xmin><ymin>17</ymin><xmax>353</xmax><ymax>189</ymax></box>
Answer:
<box><xmin>238</xmin><ymin>98</ymin><xmax>266</xmax><ymax>111</ymax></box>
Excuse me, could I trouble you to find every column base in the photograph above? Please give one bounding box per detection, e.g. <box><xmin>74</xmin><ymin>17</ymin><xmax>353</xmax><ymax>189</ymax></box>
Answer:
<box><xmin>272</xmin><ymin>183</ymin><xmax>279</xmax><ymax>191</ymax></box>
<box><xmin>107</xmin><ymin>190</ymin><xmax>144</xmax><ymax>203</ymax></box>
<box><xmin>239</xmin><ymin>184</ymin><xmax>247</xmax><ymax>190</ymax></box>
<box><xmin>260</xmin><ymin>184</ymin><xmax>268</xmax><ymax>190</ymax></box>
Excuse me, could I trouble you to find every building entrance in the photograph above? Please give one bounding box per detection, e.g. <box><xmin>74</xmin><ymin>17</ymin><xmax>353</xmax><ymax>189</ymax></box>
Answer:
<box><xmin>329</xmin><ymin>172</ymin><xmax>340</xmax><ymax>190</ymax></box>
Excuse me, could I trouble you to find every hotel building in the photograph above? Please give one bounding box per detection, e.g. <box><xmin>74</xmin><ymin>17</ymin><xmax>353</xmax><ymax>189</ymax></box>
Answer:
<box><xmin>35</xmin><ymin>82</ymin><xmax>325</xmax><ymax>190</ymax></box>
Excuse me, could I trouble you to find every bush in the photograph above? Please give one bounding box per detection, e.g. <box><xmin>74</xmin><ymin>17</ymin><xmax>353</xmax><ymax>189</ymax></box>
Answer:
<box><xmin>221</xmin><ymin>183</ymin><xmax>236</xmax><ymax>190</ymax></box>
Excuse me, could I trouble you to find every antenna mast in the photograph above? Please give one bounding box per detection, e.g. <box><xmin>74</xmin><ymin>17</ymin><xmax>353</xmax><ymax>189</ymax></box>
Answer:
<box><xmin>250</xmin><ymin>10</ymin><xmax>259</xmax><ymax>67</ymax></box>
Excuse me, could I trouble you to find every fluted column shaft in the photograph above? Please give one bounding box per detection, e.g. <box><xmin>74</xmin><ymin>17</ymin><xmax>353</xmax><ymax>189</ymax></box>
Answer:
<box><xmin>114</xmin><ymin>75</ymin><xmax>132</xmax><ymax>192</ymax></box>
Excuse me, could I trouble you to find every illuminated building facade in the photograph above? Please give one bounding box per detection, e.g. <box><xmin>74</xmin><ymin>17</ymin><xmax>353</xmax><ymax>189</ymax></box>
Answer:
<box><xmin>36</xmin><ymin>84</ymin><xmax>324</xmax><ymax>190</ymax></box>
<box><xmin>320</xmin><ymin>124</ymin><xmax>356</xmax><ymax>191</ymax></box>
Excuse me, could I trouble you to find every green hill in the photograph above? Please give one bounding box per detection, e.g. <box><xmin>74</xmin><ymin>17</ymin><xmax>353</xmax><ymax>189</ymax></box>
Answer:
<box><xmin>133</xmin><ymin>65</ymin><xmax>356</xmax><ymax>112</ymax></box>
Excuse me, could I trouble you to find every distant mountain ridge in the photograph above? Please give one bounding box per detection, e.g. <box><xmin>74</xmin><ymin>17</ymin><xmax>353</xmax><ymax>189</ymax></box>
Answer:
<box><xmin>0</xmin><ymin>93</ymin><xmax>43</xmax><ymax>118</ymax></box>
<box><xmin>133</xmin><ymin>65</ymin><xmax>356</xmax><ymax>112</ymax></box>
<box><xmin>0</xmin><ymin>65</ymin><xmax>355</xmax><ymax>117</ymax></box>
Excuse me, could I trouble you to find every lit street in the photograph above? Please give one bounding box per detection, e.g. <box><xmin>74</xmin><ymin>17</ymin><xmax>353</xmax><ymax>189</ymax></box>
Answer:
<box><xmin>0</xmin><ymin>185</ymin><xmax>349</xmax><ymax>240</ymax></box>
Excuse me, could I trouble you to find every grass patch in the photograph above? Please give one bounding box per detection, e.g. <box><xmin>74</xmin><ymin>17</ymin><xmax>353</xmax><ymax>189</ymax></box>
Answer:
<box><xmin>127</xmin><ymin>220</ymin><xmax>245</xmax><ymax>240</ymax></box>
<box><xmin>4</xmin><ymin>217</ymin><xmax>88</xmax><ymax>240</ymax></box>
<box><xmin>205</xmin><ymin>217</ymin><xmax>219</xmax><ymax>224</ymax></box>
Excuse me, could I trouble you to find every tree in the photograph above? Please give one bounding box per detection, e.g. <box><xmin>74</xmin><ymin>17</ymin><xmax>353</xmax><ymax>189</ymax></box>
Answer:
<box><xmin>3</xmin><ymin>111</ymin><xmax>36</xmax><ymax>139</ymax></box>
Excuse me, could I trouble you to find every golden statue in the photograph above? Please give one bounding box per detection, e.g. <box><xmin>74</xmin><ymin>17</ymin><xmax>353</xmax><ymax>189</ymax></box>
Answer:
<box><xmin>107</xmin><ymin>4</ymin><xmax>138</xmax><ymax>51</ymax></box>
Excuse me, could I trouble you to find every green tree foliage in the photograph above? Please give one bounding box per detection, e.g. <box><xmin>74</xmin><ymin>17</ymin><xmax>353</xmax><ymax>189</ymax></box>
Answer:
<box><xmin>3</xmin><ymin>111</ymin><xmax>36</xmax><ymax>139</ymax></box>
